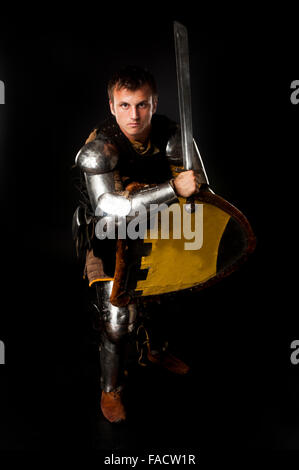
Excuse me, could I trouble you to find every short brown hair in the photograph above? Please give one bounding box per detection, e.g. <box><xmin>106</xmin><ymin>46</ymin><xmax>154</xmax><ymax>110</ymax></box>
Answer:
<box><xmin>108</xmin><ymin>65</ymin><xmax>158</xmax><ymax>102</ymax></box>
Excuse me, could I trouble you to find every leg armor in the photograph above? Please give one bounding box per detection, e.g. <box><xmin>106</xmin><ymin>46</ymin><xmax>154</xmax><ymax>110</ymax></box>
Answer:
<box><xmin>95</xmin><ymin>281</ymin><xmax>137</xmax><ymax>393</ymax></box>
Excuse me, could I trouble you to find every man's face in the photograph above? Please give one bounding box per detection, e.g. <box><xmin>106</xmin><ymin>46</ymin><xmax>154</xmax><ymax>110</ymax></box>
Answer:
<box><xmin>109</xmin><ymin>84</ymin><xmax>157</xmax><ymax>142</ymax></box>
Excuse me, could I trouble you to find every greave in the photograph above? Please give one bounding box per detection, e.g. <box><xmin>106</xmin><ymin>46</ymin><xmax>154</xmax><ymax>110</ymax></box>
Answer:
<box><xmin>99</xmin><ymin>332</ymin><xmax>124</xmax><ymax>392</ymax></box>
<box><xmin>96</xmin><ymin>281</ymin><xmax>137</xmax><ymax>392</ymax></box>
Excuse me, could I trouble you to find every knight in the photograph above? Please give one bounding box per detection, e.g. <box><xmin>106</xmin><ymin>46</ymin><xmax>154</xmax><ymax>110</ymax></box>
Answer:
<box><xmin>73</xmin><ymin>64</ymin><xmax>205</xmax><ymax>423</ymax></box>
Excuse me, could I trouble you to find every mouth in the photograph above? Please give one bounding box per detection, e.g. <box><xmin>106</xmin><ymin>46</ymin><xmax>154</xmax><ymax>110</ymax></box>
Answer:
<box><xmin>128</xmin><ymin>122</ymin><xmax>140</xmax><ymax>128</ymax></box>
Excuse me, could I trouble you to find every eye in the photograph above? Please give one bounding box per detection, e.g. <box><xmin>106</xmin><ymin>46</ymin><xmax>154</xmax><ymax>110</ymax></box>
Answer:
<box><xmin>120</xmin><ymin>103</ymin><xmax>129</xmax><ymax>109</ymax></box>
<box><xmin>138</xmin><ymin>102</ymin><xmax>147</xmax><ymax>108</ymax></box>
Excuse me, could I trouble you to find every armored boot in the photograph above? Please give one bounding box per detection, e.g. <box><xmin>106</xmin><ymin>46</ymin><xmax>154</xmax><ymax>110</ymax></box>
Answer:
<box><xmin>101</xmin><ymin>388</ymin><xmax>126</xmax><ymax>423</ymax></box>
<box><xmin>147</xmin><ymin>348</ymin><xmax>190</xmax><ymax>375</ymax></box>
<box><xmin>137</xmin><ymin>302</ymin><xmax>190</xmax><ymax>375</ymax></box>
<box><xmin>137</xmin><ymin>325</ymin><xmax>190</xmax><ymax>375</ymax></box>
<box><xmin>99</xmin><ymin>333</ymin><xmax>127</xmax><ymax>423</ymax></box>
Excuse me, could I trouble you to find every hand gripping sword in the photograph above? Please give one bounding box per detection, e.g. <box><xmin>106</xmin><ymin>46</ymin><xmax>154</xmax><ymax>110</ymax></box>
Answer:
<box><xmin>173</xmin><ymin>21</ymin><xmax>209</xmax><ymax>188</ymax></box>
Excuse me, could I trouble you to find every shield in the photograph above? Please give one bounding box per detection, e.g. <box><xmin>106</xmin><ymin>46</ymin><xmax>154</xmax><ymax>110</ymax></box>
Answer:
<box><xmin>110</xmin><ymin>188</ymin><xmax>256</xmax><ymax>307</ymax></box>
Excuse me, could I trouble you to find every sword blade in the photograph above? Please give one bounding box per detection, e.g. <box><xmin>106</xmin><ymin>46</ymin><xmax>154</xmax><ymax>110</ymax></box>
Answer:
<box><xmin>174</xmin><ymin>21</ymin><xmax>194</xmax><ymax>171</ymax></box>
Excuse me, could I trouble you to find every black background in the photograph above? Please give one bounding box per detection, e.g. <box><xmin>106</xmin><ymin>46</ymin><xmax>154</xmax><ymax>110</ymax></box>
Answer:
<box><xmin>0</xmin><ymin>7</ymin><xmax>298</xmax><ymax>460</ymax></box>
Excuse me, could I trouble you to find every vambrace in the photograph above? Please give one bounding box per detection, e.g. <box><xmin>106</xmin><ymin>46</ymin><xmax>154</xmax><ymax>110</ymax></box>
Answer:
<box><xmin>94</xmin><ymin>182</ymin><xmax>178</xmax><ymax>239</ymax></box>
<box><xmin>75</xmin><ymin>137</ymin><xmax>179</xmax><ymax>240</ymax></box>
<box><xmin>95</xmin><ymin>181</ymin><xmax>178</xmax><ymax>217</ymax></box>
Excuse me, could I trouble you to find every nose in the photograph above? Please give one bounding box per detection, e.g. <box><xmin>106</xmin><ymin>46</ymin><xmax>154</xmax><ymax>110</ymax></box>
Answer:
<box><xmin>130</xmin><ymin>106</ymin><xmax>139</xmax><ymax>120</ymax></box>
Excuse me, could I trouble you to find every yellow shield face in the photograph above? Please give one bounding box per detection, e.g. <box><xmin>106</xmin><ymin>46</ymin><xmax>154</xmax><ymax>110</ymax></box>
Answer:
<box><xmin>110</xmin><ymin>189</ymin><xmax>256</xmax><ymax>306</ymax></box>
<box><xmin>134</xmin><ymin>198</ymin><xmax>230</xmax><ymax>296</ymax></box>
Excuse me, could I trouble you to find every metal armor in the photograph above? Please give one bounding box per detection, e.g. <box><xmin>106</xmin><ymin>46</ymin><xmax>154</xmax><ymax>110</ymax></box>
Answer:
<box><xmin>75</xmin><ymin>134</ymin><xmax>180</xmax><ymax>392</ymax></box>
<box><xmin>166</xmin><ymin>126</ymin><xmax>209</xmax><ymax>185</ymax></box>
<box><xmin>95</xmin><ymin>280</ymin><xmax>137</xmax><ymax>392</ymax></box>
<box><xmin>75</xmin><ymin>136</ymin><xmax>179</xmax><ymax>239</ymax></box>
<box><xmin>74</xmin><ymin>127</ymin><xmax>208</xmax><ymax>392</ymax></box>
<box><xmin>75</xmin><ymin>137</ymin><xmax>119</xmax><ymax>211</ymax></box>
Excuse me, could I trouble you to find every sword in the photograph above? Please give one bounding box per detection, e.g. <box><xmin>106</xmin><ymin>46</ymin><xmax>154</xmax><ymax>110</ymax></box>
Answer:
<box><xmin>173</xmin><ymin>21</ymin><xmax>208</xmax><ymax>184</ymax></box>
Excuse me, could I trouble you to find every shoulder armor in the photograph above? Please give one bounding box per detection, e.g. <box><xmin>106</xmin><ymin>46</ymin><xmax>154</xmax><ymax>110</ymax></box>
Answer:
<box><xmin>165</xmin><ymin>125</ymin><xmax>183</xmax><ymax>165</ymax></box>
<box><xmin>75</xmin><ymin>137</ymin><xmax>118</xmax><ymax>174</ymax></box>
<box><xmin>166</xmin><ymin>126</ymin><xmax>209</xmax><ymax>184</ymax></box>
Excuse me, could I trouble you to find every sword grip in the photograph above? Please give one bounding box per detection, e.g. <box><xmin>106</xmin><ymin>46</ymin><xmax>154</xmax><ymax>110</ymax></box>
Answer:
<box><xmin>185</xmin><ymin>196</ymin><xmax>196</xmax><ymax>214</ymax></box>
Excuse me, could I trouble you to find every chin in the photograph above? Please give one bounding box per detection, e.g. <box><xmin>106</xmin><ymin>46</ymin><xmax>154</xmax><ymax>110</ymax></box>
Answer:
<box><xmin>127</xmin><ymin>130</ymin><xmax>141</xmax><ymax>139</ymax></box>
